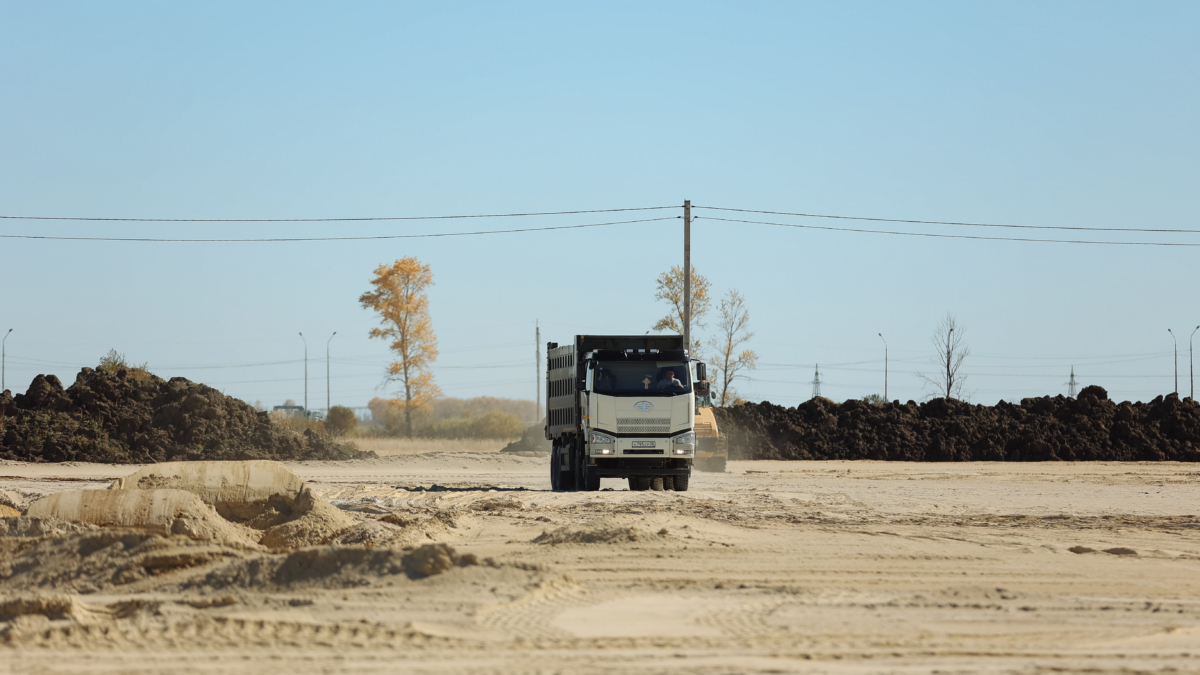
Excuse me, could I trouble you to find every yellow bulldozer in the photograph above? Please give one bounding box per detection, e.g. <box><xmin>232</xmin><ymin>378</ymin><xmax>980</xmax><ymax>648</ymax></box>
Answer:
<box><xmin>693</xmin><ymin>390</ymin><xmax>728</xmax><ymax>472</ymax></box>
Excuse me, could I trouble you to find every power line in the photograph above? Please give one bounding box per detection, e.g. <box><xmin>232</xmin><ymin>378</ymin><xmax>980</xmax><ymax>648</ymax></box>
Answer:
<box><xmin>0</xmin><ymin>216</ymin><xmax>678</xmax><ymax>243</ymax></box>
<box><xmin>696</xmin><ymin>216</ymin><xmax>1200</xmax><ymax>248</ymax></box>
<box><xmin>694</xmin><ymin>205</ymin><xmax>1200</xmax><ymax>234</ymax></box>
<box><xmin>0</xmin><ymin>206</ymin><xmax>677</xmax><ymax>223</ymax></box>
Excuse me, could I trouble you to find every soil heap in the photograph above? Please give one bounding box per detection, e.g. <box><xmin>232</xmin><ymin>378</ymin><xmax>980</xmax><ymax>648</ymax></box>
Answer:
<box><xmin>0</xmin><ymin>367</ymin><xmax>371</xmax><ymax>463</ymax></box>
<box><xmin>499</xmin><ymin>422</ymin><xmax>551</xmax><ymax>455</ymax></box>
<box><xmin>714</xmin><ymin>386</ymin><xmax>1200</xmax><ymax>462</ymax></box>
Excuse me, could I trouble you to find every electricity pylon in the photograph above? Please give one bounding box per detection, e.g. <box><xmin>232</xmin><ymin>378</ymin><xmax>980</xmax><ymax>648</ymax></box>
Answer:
<box><xmin>1066</xmin><ymin>366</ymin><xmax>1078</xmax><ymax>398</ymax></box>
<box><xmin>811</xmin><ymin>364</ymin><xmax>822</xmax><ymax>399</ymax></box>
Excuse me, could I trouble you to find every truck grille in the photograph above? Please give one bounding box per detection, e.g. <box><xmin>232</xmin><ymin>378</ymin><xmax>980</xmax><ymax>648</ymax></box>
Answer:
<box><xmin>616</xmin><ymin>417</ymin><xmax>671</xmax><ymax>433</ymax></box>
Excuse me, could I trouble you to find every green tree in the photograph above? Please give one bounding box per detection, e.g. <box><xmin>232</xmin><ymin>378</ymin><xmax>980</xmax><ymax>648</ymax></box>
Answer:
<box><xmin>325</xmin><ymin>406</ymin><xmax>359</xmax><ymax>436</ymax></box>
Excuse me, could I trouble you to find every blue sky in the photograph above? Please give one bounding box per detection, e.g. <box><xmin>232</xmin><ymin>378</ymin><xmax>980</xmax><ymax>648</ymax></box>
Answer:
<box><xmin>2</xmin><ymin>1</ymin><xmax>1197</xmax><ymax>412</ymax></box>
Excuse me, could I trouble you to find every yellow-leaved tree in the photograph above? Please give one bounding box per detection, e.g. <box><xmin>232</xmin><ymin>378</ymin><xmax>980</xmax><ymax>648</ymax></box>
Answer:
<box><xmin>359</xmin><ymin>257</ymin><xmax>441</xmax><ymax>437</ymax></box>
<box><xmin>651</xmin><ymin>265</ymin><xmax>711</xmax><ymax>356</ymax></box>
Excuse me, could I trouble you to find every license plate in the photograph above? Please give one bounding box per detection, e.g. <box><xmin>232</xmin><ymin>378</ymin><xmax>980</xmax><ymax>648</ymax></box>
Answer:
<box><xmin>631</xmin><ymin>441</ymin><xmax>656</xmax><ymax>448</ymax></box>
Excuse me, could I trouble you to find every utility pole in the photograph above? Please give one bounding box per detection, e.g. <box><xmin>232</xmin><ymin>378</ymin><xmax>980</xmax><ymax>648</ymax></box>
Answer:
<box><xmin>811</xmin><ymin>364</ymin><xmax>822</xmax><ymax>399</ymax></box>
<box><xmin>1191</xmin><ymin>326</ymin><xmax>1198</xmax><ymax>400</ymax></box>
<box><xmin>326</xmin><ymin>332</ymin><xmax>336</xmax><ymax>412</ymax></box>
<box><xmin>1066</xmin><ymin>366</ymin><xmax>1078</xmax><ymax>398</ymax></box>
<box><xmin>1169</xmin><ymin>329</ymin><xmax>1178</xmax><ymax>395</ymax></box>
<box><xmin>536</xmin><ymin>321</ymin><xmax>541</xmax><ymax>422</ymax></box>
<box><xmin>877</xmin><ymin>333</ymin><xmax>888</xmax><ymax>401</ymax></box>
<box><xmin>299</xmin><ymin>332</ymin><xmax>308</xmax><ymax>415</ymax></box>
<box><xmin>2</xmin><ymin>329</ymin><xmax>11</xmax><ymax>393</ymax></box>
<box><xmin>683</xmin><ymin>199</ymin><xmax>691</xmax><ymax>352</ymax></box>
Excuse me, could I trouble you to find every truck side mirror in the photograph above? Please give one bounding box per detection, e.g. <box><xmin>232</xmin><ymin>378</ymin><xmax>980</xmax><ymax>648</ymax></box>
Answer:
<box><xmin>695</xmin><ymin>362</ymin><xmax>707</xmax><ymax>382</ymax></box>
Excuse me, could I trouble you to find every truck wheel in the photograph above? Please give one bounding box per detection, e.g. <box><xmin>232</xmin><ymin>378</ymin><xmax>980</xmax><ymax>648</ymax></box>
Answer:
<box><xmin>550</xmin><ymin>445</ymin><xmax>561</xmax><ymax>491</ymax></box>
<box><xmin>662</xmin><ymin>475</ymin><xmax>675</xmax><ymax>491</ymax></box>
<box><xmin>551</xmin><ymin>444</ymin><xmax>572</xmax><ymax>492</ymax></box>
<box><xmin>560</xmin><ymin>443</ymin><xmax>577</xmax><ymax>492</ymax></box>
<box><xmin>629</xmin><ymin>476</ymin><xmax>650</xmax><ymax>491</ymax></box>
<box><xmin>650</xmin><ymin>477</ymin><xmax>664</xmax><ymax>491</ymax></box>
<box><xmin>581</xmin><ymin>461</ymin><xmax>600</xmax><ymax>492</ymax></box>
<box><xmin>673</xmin><ymin>473</ymin><xmax>690</xmax><ymax>492</ymax></box>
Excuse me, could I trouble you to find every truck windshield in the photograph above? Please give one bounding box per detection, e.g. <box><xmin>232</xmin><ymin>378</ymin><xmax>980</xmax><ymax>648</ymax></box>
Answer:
<box><xmin>592</xmin><ymin>361</ymin><xmax>690</xmax><ymax>395</ymax></box>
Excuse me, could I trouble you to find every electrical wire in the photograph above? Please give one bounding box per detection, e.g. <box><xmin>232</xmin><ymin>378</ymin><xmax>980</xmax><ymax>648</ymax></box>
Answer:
<box><xmin>0</xmin><ymin>206</ymin><xmax>677</xmax><ymax>223</ymax></box>
<box><xmin>0</xmin><ymin>216</ymin><xmax>678</xmax><ymax>242</ymax></box>
<box><xmin>694</xmin><ymin>205</ymin><xmax>1200</xmax><ymax>234</ymax></box>
<box><xmin>696</xmin><ymin>216</ymin><xmax>1200</xmax><ymax>247</ymax></box>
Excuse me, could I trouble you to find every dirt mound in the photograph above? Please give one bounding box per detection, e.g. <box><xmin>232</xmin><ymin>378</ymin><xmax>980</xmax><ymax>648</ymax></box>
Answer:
<box><xmin>112</xmin><ymin>461</ymin><xmax>355</xmax><ymax>549</ymax></box>
<box><xmin>0</xmin><ymin>505</ymin><xmax>18</xmax><ymax>518</ymax></box>
<box><xmin>180</xmin><ymin>543</ymin><xmax>482</xmax><ymax>590</ymax></box>
<box><xmin>532</xmin><ymin>525</ymin><xmax>656</xmax><ymax>545</ymax></box>
<box><xmin>0</xmin><ymin>530</ymin><xmax>243</xmax><ymax>594</ymax></box>
<box><xmin>26</xmin><ymin>489</ymin><xmax>261</xmax><ymax>548</ymax></box>
<box><xmin>0</xmin><ymin>367</ymin><xmax>371</xmax><ymax>463</ymax></box>
<box><xmin>500</xmin><ymin>423</ymin><xmax>551</xmax><ymax>454</ymax></box>
<box><xmin>714</xmin><ymin>388</ymin><xmax>1200</xmax><ymax>461</ymax></box>
<box><xmin>0</xmin><ymin>517</ymin><xmax>99</xmax><ymax>538</ymax></box>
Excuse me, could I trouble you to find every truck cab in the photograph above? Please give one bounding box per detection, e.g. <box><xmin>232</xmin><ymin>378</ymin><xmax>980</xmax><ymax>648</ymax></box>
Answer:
<box><xmin>545</xmin><ymin>335</ymin><xmax>706</xmax><ymax>492</ymax></box>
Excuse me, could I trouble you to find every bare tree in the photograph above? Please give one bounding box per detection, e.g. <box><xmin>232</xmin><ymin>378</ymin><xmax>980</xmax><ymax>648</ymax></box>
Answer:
<box><xmin>917</xmin><ymin>313</ymin><xmax>969</xmax><ymax>400</ymax></box>
<box><xmin>707</xmin><ymin>289</ymin><xmax>758</xmax><ymax>406</ymax></box>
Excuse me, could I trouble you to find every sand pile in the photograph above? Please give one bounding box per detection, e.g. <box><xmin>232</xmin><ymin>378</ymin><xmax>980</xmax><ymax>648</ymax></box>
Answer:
<box><xmin>715</xmin><ymin>386</ymin><xmax>1200</xmax><ymax>461</ymax></box>
<box><xmin>177</xmin><ymin>543</ymin><xmax>483</xmax><ymax>591</ymax></box>
<box><xmin>499</xmin><ymin>422</ymin><xmax>551</xmax><ymax>455</ymax></box>
<box><xmin>26</xmin><ymin>489</ymin><xmax>260</xmax><ymax>548</ymax></box>
<box><xmin>0</xmin><ymin>366</ymin><xmax>370</xmax><ymax>463</ymax></box>
<box><xmin>0</xmin><ymin>530</ymin><xmax>243</xmax><ymax>593</ymax></box>
<box><xmin>0</xmin><ymin>526</ymin><xmax>480</xmax><ymax>594</ymax></box>
<box><xmin>22</xmin><ymin>461</ymin><xmax>357</xmax><ymax>549</ymax></box>
<box><xmin>111</xmin><ymin>461</ymin><xmax>356</xmax><ymax>548</ymax></box>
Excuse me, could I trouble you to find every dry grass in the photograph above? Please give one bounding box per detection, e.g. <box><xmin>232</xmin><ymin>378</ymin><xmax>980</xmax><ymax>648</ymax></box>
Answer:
<box><xmin>349</xmin><ymin>437</ymin><xmax>514</xmax><ymax>457</ymax></box>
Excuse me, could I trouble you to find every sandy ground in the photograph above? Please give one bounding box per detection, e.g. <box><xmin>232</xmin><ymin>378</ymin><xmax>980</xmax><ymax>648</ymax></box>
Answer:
<box><xmin>349</xmin><ymin>437</ymin><xmax>513</xmax><ymax>456</ymax></box>
<box><xmin>2</xmin><ymin>455</ymin><xmax>1200</xmax><ymax>674</ymax></box>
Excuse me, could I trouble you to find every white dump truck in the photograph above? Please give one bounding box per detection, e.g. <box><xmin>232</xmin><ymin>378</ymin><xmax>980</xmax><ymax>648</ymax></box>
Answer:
<box><xmin>545</xmin><ymin>334</ymin><xmax>709</xmax><ymax>492</ymax></box>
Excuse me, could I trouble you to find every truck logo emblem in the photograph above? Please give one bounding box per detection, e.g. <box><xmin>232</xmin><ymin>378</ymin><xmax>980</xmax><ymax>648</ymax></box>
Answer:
<box><xmin>633</xmin><ymin>401</ymin><xmax>654</xmax><ymax>412</ymax></box>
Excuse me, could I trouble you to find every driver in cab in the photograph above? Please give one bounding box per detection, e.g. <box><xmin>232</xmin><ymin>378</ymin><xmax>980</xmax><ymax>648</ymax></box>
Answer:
<box><xmin>656</xmin><ymin>368</ymin><xmax>686</xmax><ymax>392</ymax></box>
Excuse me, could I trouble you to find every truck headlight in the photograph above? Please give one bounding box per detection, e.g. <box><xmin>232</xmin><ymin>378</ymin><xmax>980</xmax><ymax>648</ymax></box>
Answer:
<box><xmin>673</xmin><ymin>432</ymin><xmax>695</xmax><ymax>445</ymax></box>
<box><xmin>589</xmin><ymin>431</ymin><xmax>615</xmax><ymax>445</ymax></box>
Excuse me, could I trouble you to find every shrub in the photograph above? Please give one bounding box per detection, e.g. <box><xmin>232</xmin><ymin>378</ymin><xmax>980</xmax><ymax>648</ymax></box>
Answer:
<box><xmin>269</xmin><ymin>410</ymin><xmax>325</xmax><ymax>435</ymax></box>
<box><xmin>325</xmin><ymin>406</ymin><xmax>359</xmax><ymax>436</ymax></box>
<box><xmin>418</xmin><ymin>411</ymin><xmax>524</xmax><ymax>440</ymax></box>
<box><xmin>97</xmin><ymin>349</ymin><xmax>152</xmax><ymax>382</ymax></box>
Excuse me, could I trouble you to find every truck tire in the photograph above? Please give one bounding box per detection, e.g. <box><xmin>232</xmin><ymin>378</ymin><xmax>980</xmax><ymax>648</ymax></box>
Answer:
<box><xmin>629</xmin><ymin>476</ymin><xmax>650</xmax><ymax>491</ymax></box>
<box><xmin>551</xmin><ymin>444</ymin><xmax>572</xmax><ymax>492</ymax></box>
<box><xmin>673</xmin><ymin>473</ymin><xmax>690</xmax><ymax>492</ymax></box>
<box><xmin>572</xmin><ymin>441</ymin><xmax>599</xmax><ymax>492</ymax></box>
<box><xmin>650</xmin><ymin>477</ymin><xmax>664</xmax><ymax>491</ymax></box>
<box><xmin>662</xmin><ymin>476</ymin><xmax>675</xmax><ymax>491</ymax></box>
<box><xmin>580</xmin><ymin>461</ymin><xmax>600</xmax><ymax>492</ymax></box>
<box><xmin>560</xmin><ymin>443</ymin><xmax>577</xmax><ymax>492</ymax></box>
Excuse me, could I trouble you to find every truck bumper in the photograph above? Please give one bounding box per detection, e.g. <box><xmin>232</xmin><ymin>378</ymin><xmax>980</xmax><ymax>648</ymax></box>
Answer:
<box><xmin>591</xmin><ymin>457</ymin><xmax>691</xmax><ymax>478</ymax></box>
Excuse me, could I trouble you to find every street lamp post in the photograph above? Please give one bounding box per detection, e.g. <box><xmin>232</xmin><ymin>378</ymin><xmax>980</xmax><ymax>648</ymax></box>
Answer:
<box><xmin>877</xmin><ymin>333</ymin><xmax>888</xmax><ymax>401</ymax></box>
<box><xmin>1190</xmin><ymin>326</ymin><xmax>1199</xmax><ymax>401</ymax></box>
<box><xmin>299</xmin><ymin>332</ymin><xmax>308</xmax><ymax>415</ymax></box>
<box><xmin>2</xmin><ymin>329</ymin><xmax>12</xmax><ymax>393</ymax></box>
<box><xmin>1168</xmin><ymin>329</ymin><xmax>1178</xmax><ymax>395</ymax></box>
<box><xmin>326</xmin><ymin>332</ymin><xmax>336</xmax><ymax>412</ymax></box>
